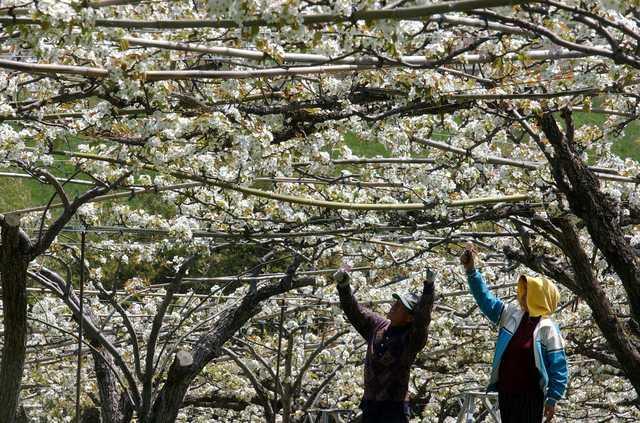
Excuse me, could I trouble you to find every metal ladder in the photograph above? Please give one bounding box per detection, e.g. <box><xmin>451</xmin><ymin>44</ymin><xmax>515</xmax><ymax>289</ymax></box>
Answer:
<box><xmin>457</xmin><ymin>391</ymin><xmax>501</xmax><ymax>423</ymax></box>
<box><xmin>303</xmin><ymin>408</ymin><xmax>357</xmax><ymax>423</ymax></box>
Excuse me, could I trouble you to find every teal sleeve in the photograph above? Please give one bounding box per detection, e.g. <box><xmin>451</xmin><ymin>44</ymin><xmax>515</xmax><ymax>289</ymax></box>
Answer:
<box><xmin>545</xmin><ymin>347</ymin><xmax>569</xmax><ymax>405</ymax></box>
<box><xmin>466</xmin><ymin>268</ymin><xmax>504</xmax><ymax>325</ymax></box>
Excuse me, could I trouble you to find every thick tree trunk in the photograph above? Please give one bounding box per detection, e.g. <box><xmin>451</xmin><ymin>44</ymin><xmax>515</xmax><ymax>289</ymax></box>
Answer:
<box><xmin>554</xmin><ymin>219</ymin><xmax>640</xmax><ymax>394</ymax></box>
<box><xmin>539</xmin><ymin>111</ymin><xmax>640</xmax><ymax>325</ymax></box>
<box><xmin>147</xmin><ymin>296</ymin><xmax>274</xmax><ymax>422</ymax></box>
<box><xmin>0</xmin><ymin>215</ymin><xmax>30</xmax><ymax>423</ymax></box>
<box><xmin>148</xmin><ymin>351</ymin><xmax>197</xmax><ymax>423</ymax></box>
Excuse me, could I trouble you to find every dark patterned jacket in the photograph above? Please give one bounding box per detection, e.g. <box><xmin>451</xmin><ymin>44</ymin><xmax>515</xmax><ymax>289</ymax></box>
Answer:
<box><xmin>337</xmin><ymin>282</ymin><xmax>435</xmax><ymax>408</ymax></box>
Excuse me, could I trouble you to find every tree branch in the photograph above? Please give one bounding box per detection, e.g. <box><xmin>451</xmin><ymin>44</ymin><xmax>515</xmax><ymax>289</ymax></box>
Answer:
<box><xmin>142</xmin><ymin>255</ymin><xmax>197</xmax><ymax>419</ymax></box>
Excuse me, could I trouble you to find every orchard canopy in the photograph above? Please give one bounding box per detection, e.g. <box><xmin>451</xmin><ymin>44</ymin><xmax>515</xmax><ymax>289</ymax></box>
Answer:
<box><xmin>1</xmin><ymin>0</ymin><xmax>640</xmax><ymax>422</ymax></box>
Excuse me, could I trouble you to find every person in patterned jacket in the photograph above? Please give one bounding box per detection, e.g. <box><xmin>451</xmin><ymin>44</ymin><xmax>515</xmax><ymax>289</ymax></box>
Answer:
<box><xmin>333</xmin><ymin>265</ymin><xmax>436</xmax><ymax>423</ymax></box>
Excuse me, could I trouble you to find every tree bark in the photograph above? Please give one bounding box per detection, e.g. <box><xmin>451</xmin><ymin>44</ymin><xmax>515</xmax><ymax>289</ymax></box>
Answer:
<box><xmin>91</xmin><ymin>341</ymin><xmax>134</xmax><ymax>423</ymax></box>
<box><xmin>539</xmin><ymin>110</ymin><xmax>640</xmax><ymax>325</ymax></box>
<box><xmin>553</xmin><ymin>218</ymin><xmax>640</xmax><ymax>395</ymax></box>
<box><xmin>0</xmin><ymin>214</ymin><xmax>31</xmax><ymax>423</ymax></box>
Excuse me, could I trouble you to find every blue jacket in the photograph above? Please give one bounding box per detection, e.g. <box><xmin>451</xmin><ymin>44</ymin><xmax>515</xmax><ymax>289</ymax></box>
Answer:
<box><xmin>466</xmin><ymin>269</ymin><xmax>569</xmax><ymax>405</ymax></box>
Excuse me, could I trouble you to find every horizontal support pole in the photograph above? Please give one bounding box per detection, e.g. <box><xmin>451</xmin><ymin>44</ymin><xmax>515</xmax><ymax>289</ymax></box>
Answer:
<box><xmin>123</xmin><ymin>35</ymin><xmax>593</xmax><ymax>66</ymax></box>
<box><xmin>0</xmin><ymin>46</ymin><xmax>600</xmax><ymax>82</ymax></box>
<box><xmin>0</xmin><ymin>172</ymin><xmax>94</xmax><ymax>186</ymax></box>
<box><xmin>21</xmin><ymin>224</ymin><xmax>520</xmax><ymax>241</ymax></box>
<box><xmin>0</xmin><ymin>0</ymin><xmax>537</xmax><ymax>30</ymax></box>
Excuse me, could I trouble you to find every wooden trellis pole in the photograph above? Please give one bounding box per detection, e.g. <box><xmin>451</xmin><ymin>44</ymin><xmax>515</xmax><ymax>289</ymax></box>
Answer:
<box><xmin>122</xmin><ymin>35</ymin><xmax>593</xmax><ymax>66</ymax></box>
<box><xmin>0</xmin><ymin>0</ymin><xmax>537</xmax><ymax>30</ymax></box>
<box><xmin>74</xmin><ymin>231</ymin><xmax>86</xmax><ymax>423</ymax></box>
<box><xmin>0</xmin><ymin>48</ymin><xmax>605</xmax><ymax>81</ymax></box>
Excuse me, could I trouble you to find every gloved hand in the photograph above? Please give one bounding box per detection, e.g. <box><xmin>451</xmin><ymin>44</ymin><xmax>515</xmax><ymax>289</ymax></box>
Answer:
<box><xmin>424</xmin><ymin>268</ymin><xmax>437</xmax><ymax>284</ymax></box>
<box><xmin>332</xmin><ymin>263</ymin><xmax>352</xmax><ymax>285</ymax></box>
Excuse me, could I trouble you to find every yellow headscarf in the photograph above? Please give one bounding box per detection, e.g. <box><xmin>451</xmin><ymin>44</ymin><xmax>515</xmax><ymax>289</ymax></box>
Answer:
<box><xmin>517</xmin><ymin>275</ymin><xmax>559</xmax><ymax>317</ymax></box>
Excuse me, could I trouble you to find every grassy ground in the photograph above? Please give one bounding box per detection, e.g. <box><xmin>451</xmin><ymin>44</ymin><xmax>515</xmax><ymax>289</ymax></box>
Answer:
<box><xmin>0</xmin><ymin>178</ymin><xmax>33</xmax><ymax>211</ymax></box>
<box><xmin>4</xmin><ymin>113</ymin><xmax>639</xmax><ymax>211</ymax></box>
<box><xmin>1</xmin><ymin>172</ymin><xmax>86</xmax><ymax>214</ymax></box>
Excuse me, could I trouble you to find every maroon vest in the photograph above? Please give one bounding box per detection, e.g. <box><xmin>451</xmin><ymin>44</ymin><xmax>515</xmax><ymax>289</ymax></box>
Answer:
<box><xmin>498</xmin><ymin>313</ymin><xmax>542</xmax><ymax>393</ymax></box>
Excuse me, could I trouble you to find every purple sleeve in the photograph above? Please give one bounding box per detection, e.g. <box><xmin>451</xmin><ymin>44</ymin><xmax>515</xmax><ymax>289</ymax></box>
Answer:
<box><xmin>409</xmin><ymin>281</ymin><xmax>435</xmax><ymax>353</ymax></box>
<box><xmin>337</xmin><ymin>283</ymin><xmax>386</xmax><ymax>341</ymax></box>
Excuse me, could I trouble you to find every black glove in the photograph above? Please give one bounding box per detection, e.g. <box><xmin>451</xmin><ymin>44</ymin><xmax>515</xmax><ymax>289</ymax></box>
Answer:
<box><xmin>424</xmin><ymin>268</ymin><xmax>437</xmax><ymax>284</ymax></box>
<box><xmin>332</xmin><ymin>264</ymin><xmax>351</xmax><ymax>285</ymax></box>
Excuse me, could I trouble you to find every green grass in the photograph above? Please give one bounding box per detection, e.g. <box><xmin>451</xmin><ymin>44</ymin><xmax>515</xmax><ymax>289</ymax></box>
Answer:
<box><xmin>0</xmin><ymin>178</ymin><xmax>33</xmax><ymax>211</ymax></box>
<box><xmin>572</xmin><ymin>111</ymin><xmax>640</xmax><ymax>161</ymax></box>
<box><xmin>343</xmin><ymin>131</ymin><xmax>388</xmax><ymax>157</ymax></box>
<box><xmin>340</xmin><ymin>114</ymin><xmax>640</xmax><ymax>162</ymax></box>
<box><xmin>1</xmin><ymin>162</ymin><xmax>88</xmax><ymax>213</ymax></box>
<box><xmin>1</xmin><ymin>135</ymin><xmax>91</xmax><ymax>211</ymax></box>
<box><xmin>611</xmin><ymin>122</ymin><xmax>640</xmax><ymax>160</ymax></box>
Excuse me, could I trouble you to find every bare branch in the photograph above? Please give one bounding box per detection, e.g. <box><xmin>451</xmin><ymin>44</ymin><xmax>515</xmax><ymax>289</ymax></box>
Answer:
<box><xmin>292</xmin><ymin>330</ymin><xmax>348</xmax><ymax>398</ymax></box>
<box><xmin>28</xmin><ymin>167</ymin><xmax>71</xmax><ymax>209</ymax></box>
<box><xmin>141</xmin><ymin>255</ymin><xmax>197</xmax><ymax>419</ymax></box>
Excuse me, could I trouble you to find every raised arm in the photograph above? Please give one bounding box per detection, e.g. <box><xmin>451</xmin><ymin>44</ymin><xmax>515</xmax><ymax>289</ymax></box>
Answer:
<box><xmin>334</xmin><ymin>268</ymin><xmax>385</xmax><ymax>341</ymax></box>
<box><xmin>461</xmin><ymin>245</ymin><xmax>505</xmax><ymax>325</ymax></box>
<box><xmin>409</xmin><ymin>273</ymin><xmax>436</xmax><ymax>353</ymax></box>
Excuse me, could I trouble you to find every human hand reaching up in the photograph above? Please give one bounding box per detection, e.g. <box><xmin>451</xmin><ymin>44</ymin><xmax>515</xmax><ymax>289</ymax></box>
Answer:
<box><xmin>460</xmin><ymin>242</ymin><xmax>477</xmax><ymax>272</ymax></box>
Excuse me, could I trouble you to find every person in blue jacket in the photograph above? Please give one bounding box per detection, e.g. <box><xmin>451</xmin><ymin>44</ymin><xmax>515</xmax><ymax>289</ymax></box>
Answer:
<box><xmin>460</xmin><ymin>244</ymin><xmax>568</xmax><ymax>422</ymax></box>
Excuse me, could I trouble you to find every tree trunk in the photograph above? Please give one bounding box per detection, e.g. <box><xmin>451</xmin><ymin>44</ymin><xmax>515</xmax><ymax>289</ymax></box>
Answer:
<box><xmin>148</xmin><ymin>300</ymin><xmax>269</xmax><ymax>422</ymax></box>
<box><xmin>554</xmin><ymin>219</ymin><xmax>640</xmax><ymax>395</ymax></box>
<box><xmin>147</xmin><ymin>350</ymin><xmax>197</xmax><ymax>423</ymax></box>
<box><xmin>0</xmin><ymin>215</ymin><xmax>30</xmax><ymax>423</ymax></box>
<box><xmin>539</xmin><ymin>111</ymin><xmax>640</xmax><ymax>325</ymax></box>
<box><xmin>91</xmin><ymin>341</ymin><xmax>134</xmax><ymax>423</ymax></box>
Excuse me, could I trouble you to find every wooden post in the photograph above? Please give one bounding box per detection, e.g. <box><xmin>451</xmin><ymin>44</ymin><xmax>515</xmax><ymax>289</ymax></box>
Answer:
<box><xmin>75</xmin><ymin>231</ymin><xmax>87</xmax><ymax>423</ymax></box>
<box><xmin>0</xmin><ymin>214</ymin><xmax>30</xmax><ymax>423</ymax></box>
